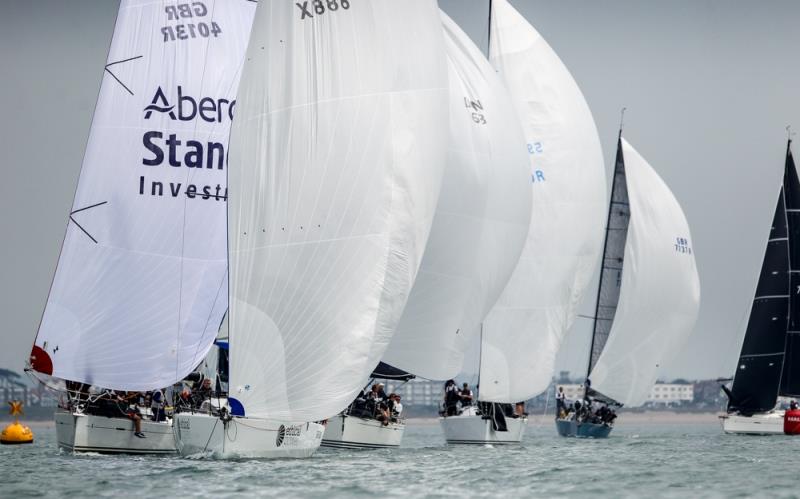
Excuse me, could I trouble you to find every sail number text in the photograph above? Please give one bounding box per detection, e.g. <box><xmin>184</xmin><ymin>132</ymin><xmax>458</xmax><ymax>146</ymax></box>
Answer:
<box><xmin>161</xmin><ymin>2</ymin><xmax>222</xmax><ymax>43</ymax></box>
<box><xmin>464</xmin><ymin>98</ymin><xmax>487</xmax><ymax>125</ymax></box>
<box><xmin>297</xmin><ymin>1</ymin><xmax>351</xmax><ymax>20</ymax></box>
<box><xmin>675</xmin><ymin>237</ymin><xmax>692</xmax><ymax>254</ymax></box>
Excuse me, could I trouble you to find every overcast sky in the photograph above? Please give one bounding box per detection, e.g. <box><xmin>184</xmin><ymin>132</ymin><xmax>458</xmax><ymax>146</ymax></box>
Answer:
<box><xmin>1</xmin><ymin>1</ymin><xmax>799</xmax><ymax>382</ymax></box>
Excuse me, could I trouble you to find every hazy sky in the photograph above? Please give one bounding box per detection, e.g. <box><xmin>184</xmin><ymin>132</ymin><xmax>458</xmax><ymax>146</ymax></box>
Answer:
<box><xmin>1</xmin><ymin>1</ymin><xmax>799</xmax><ymax>381</ymax></box>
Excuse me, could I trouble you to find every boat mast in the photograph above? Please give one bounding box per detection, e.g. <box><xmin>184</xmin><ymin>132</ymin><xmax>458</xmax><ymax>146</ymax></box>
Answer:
<box><xmin>487</xmin><ymin>0</ymin><xmax>493</xmax><ymax>56</ymax></box>
<box><xmin>475</xmin><ymin>0</ymin><xmax>490</xmax><ymax>400</ymax></box>
<box><xmin>585</xmin><ymin>108</ymin><xmax>626</xmax><ymax>382</ymax></box>
<box><xmin>477</xmin><ymin>322</ymin><xmax>483</xmax><ymax>399</ymax></box>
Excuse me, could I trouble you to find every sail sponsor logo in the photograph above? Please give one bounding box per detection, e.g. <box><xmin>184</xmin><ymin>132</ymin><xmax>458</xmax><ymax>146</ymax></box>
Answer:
<box><xmin>144</xmin><ymin>86</ymin><xmax>235</xmax><ymax>124</ymax></box>
<box><xmin>674</xmin><ymin>237</ymin><xmax>692</xmax><ymax>255</ymax></box>
<box><xmin>139</xmin><ymin>85</ymin><xmax>233</xmax><ymax>202</ymax></box>
<box><xmin>297</xmin><ymin>0</ymin><xmax>351</xmax><ymax>20</ymax></box>
<box><xmin>161</xmin><ymin>2</ymin><xmax>223</xmax><ymax>43</ymax></box>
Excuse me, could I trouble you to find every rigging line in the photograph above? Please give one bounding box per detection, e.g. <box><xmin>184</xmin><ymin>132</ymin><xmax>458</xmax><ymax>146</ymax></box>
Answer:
<box><xmin>535</xmin><ymin>385</ymin><xmax>551</xmax><ymax>428</ymax></box>
<box><xmin>201</xmin><ymin>416</ymin><xmax>221</xmax><ymax>454</ymax></box>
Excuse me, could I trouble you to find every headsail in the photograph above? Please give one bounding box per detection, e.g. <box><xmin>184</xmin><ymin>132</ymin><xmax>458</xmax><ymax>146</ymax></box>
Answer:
<box><xmin>227</xmin><ymin>1</ymin><xmax>448</xmax><ymax>421</ymax></box>
<box><xmin>781</xmin><ymin>141</ymin><xmax>800</xmax><ymax>397</ymax></box>
<box><xmin>29</xmin><ymin>0</ymin><xmax>255</xmax><ymax>391</ymax></box>
<box><xmin>589</xmin><ymin>139</ymin><xmax>701</xmax><ymax>406</ymax></box>
<box><xmin>381</xmin><ymin>12</ymin><xmax>530</xmax><ymax>380</ymax></box>
<box><xmin>479</xmin><ymin>0</ymin><xmax>606</xmax><ymax>402</ymax></box>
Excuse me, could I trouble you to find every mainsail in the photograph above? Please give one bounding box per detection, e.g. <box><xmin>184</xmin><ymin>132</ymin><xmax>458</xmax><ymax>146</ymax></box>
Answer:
<box><xmin>780</xmin><ymin>141</ymin><xmax>800</xmax><ymax>398</ymax></box>
<box><xmin>479</xmin><ymin>0</ymin><xmax>606</xmax><ymax>402</ymax></box>
<box><xmin>726</xmin><ymin>141</ymin><xmax>792</xmax><ymax>412</ymax></box>
<box><xmin>227</xmin><ymin>1</ymin><xmax>448</xmax><ymax>421</ymax></box>
<box><xmin>589</xmin><ymin>138</ymin><xmax>701</xmax><ymax>406</ymax></box>
<box><xmin>29</xmin><ymin>0</ymin><xmax>255</xmax><ymax>390</ymax></box>
<box><xmin>587</xmin><ymin>138</ymin><xmax>630</xmax><ymax>375</ymax></box>
<box><xmin>381</xmin><ymin>12</ymin><xmax>530</xmax><ymax>380</ymax></box>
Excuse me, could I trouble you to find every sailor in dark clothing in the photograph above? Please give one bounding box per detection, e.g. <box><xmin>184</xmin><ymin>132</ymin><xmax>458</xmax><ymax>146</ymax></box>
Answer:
<box><xmin>192</xmin><ymin>378</ymin><xmax>214</xmax><ymax>408</ymax></box>
<box><xmin>443</xmin><ymin>379</ymin><xmax>460</xmax><ymax>416</ymax></box>
<box><xmin>459</xmin><ymin>383</ymin><xmax>474</xmax><ymax>406</ymax></box>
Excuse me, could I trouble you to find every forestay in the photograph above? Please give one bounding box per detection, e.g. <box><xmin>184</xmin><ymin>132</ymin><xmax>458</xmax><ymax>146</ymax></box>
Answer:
<box><xmin>589</xmin><ymin>139</ymin><xmax>701</xmax><ymax>406</ymax></box>
<box><xmin>227</xmin><ymin>0</ymin><xmax>448</xmax><ymax>421</ymax></box>
<box><xmin>382</xmin><ymin>12</ymin><xmax>530</xmax><ymax>380</ymax></box>
<box><xmin>479</xmin><ymin>0</ymin><xmax>606</xmax><ymax>402</ymax></box>
<box><xmin>30</xmin><ymin>0</ymin><xmax>255</xmax><ymax>390</ymax></box>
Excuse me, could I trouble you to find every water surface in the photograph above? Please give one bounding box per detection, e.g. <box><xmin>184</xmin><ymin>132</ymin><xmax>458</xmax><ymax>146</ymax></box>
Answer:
<box><xmin>2</xmin><ymin>417</ymin><xmax>794</xmax><ymax>498</ymax></box>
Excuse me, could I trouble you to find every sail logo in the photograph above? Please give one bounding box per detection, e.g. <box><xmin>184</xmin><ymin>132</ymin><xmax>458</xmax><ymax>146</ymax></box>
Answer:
<box><xmin>675</xmin><ymin>237</ymin><xmax>692</xmax><ymax>255</ymax></box>
<box><xmin>144</xmin><ymin>86</ymin><xmax>235</xmax><ymax>124</ymax></box>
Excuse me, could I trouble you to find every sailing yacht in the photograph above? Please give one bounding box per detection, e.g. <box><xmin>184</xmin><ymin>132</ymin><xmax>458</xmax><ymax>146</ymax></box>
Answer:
<box><xmin>321</xmin><ymin>363</ymin><xmax>414</xmax><ymax>450</ymax></box>
<box><xmin>556</xmin><ymin>132</ymin><xmax>701</xmax><ymax>438</ymax></box>
<box><xmin>720</xmin><ymin>139</ymin><xmax>797</xmax><ymax>435</ymax></box>
<box><xmin>376</xmin><ymin>10</ymin><xmax>531</xmax><ymax>448</ymax></box>
<box><xmin>26</xmin><ymin>0</ymin><xmax>256</xmax><ymax>454</ymax></box>
<box><xmin>172</xmin><ymin>0</ymin><xmax>450</xmax><ymax>458</ymax></box>
<box><xmin>437</xmin><ymin>0</ymin><xmax>607</xmax><ymax>445</ymax></box>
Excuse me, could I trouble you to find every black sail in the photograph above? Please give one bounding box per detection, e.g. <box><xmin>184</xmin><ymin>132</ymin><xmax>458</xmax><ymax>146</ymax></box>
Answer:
<box><xmin>587</xmin><ymin>137</ymin><xmax>631</xmax><ymax>376</ymax></box>
<box><xmin>728</xmin><ymin>181</ymin><xmax>789</xmax><ymax>414</ymax></box>
<box><xmin>780</xmin><ymin>142</ymin><xmax>800</xmax><ymax>396</ymax></box>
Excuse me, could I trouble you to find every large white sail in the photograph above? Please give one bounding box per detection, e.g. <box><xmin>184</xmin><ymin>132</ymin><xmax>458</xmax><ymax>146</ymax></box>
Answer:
<box><xmin>381</xmin><ymin>12</ymin><xmax>530</xmax><ymax>380</ymax></box>
<box><xmin>479</xmin><ymin>0</ymin><xmax>606</xmax><ymax>402</ymax></box>
<box><xmin>227</xmin><ymin>1</ymin><xmax>448</xmax><ymax>421</ymax></box>
<box><xmin>589</xmin><ymin>139</ymin><xmax>701</xmax><ymax>406</ymax></box>
<box><xmin>30</xmin><ymin>0</ymin><xmax>255</xmax><ymax>391</ymax></box>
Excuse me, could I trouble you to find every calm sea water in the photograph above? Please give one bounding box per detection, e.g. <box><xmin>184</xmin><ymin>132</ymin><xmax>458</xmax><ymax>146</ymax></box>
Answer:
<box><xmin>2</xmin><ymin>417</ymin><xmax>796</xmax><ymax>498</ymax></box>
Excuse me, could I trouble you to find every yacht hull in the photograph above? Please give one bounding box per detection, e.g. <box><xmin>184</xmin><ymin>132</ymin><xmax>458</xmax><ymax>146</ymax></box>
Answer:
<box><xmin>173</xmin><ymin>413</ymin><xmax>323</xmax><ymax>459</ymax></box>
<box><xmin>55</xmin><ymin>409</ymin><xmax>176</xmax><ymax>454</ymax></box>
<box><xmin>321</xmin><ymin>414</ymin><xmax>405</xmax><ymax>449</ymax></box>
<box><xmin>720</xmin><ymin>411</ymin><xmax>785</xmax><ymax>435</ymax></box>
<box><xmin>439</xmin><ymin>414</ymin><xmax>526</xmax><ymax>444</ymax></box>
<box><xmin>555</xmin><ymin>418</ymin><xmax>613</xmax><ymax>438</ymax></box>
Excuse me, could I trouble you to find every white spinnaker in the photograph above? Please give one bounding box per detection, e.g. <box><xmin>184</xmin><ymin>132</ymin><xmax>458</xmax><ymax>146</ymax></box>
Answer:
<box><xmin>479</xmin><ymin>0</ymin><xmax>606</xmax><ymax>402</ymax></box>
<box><xmin>589</xmin><ymin>139</ymin><xmax>701</xmax><ymax>406</ymax></box>
<box><xmin>381</xmin><ymin>12</ymin><xmax>530</xmax><ymax>380</ymax></box>
<box><xmin>32</xmin><ymin>0</ymin><xmax>254</xmax><ymax>390</ymax></box>
<box><xmin>227</xmin><ymin>1</ymin><xmax>448</xmax><ymax>421</ymax></box>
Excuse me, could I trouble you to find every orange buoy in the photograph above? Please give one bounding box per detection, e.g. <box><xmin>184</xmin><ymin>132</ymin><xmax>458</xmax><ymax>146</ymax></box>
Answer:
<box><xmin>1</xmin><ymin>401</ymin><xmax>34</xmax><ymax>445</ymax></box>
